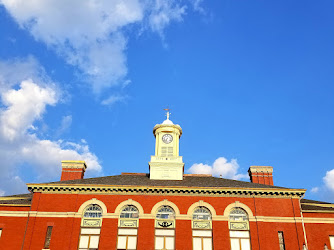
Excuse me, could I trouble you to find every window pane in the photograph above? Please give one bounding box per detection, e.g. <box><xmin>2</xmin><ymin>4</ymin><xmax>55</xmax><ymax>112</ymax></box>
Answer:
<box><xmin>330</xmin><ymin>236</ymin><xmax>334</xmax><ymax>249</ymax></box>
<box><xmin>155</xmin><ymin>229</ymin><xmax>175</xmax><ymax>236</ymax></box>
<box><xmin>81</xmin><ymin>228</ymin><xmax>100</xmax><ymax>235</ymax></box>
<box><xmin>120</xmin><ymin>205</ymin><xmax>139</xmax><ymax>219</ymax></box>
<box><xmin>193</xmin><ymin>230</ymin><xmax>212</xmax><ymax>237</ymax></box>
<box><xmin>203</xmin><ymin>238</ymin><xmax>212</xmax><ymax>250</ymax></box>
<box><xmin>230</xmin><ymin>231</ymin><xmax>249</xmax><ymax>238</ymax></box>
<box><xmin>117</xmin><ymin>236</ymin><xmax>127</xmax><ymax>249</ymax></box>
<box><xmin>231</xmin><ymin>238</ymin><xmax>240</xmax><ymax>250</ymax></box>
<box><xmin>193</xmin><ymin>207</ymin><xmax>212</xmax><ymax>220</ymax></box>
<box><xmin>155</xmin><ymin>236</ymin><xmax>164</xmax><ymax>249</ymax></box>
<box><xmin>89</xmin><ymin>236</ymin><xmax>99</xmax><ymax>248</ymax></box>
<box><xmin>79</xmin><ymin>236</ymin><xmax>89</xmax><ymax>248</ymax></box>
<box><xmin>241</xmin><ymin>239</ymin><xmax>251</xmax><ymax>250</ymax></box>
<box><xmin>193</xmin><ymin>238</ymin><xmax>202</xmax><ymax>250</ymax></box>
<box><xmin>165</xmin><ymin>237</ymin><xmax>174</xmax><ymax>250</ymax></box>
<box><xmin>156</xmin><ymin>206</ymin><xmax>175</xmax><ymax>220</ymax></box>
<box><xmin>127</xmin><ymin>236</ymin><xmax>137</xmax><ymax>249</ymax></box>
<box><xmin>84</xmin><ymin>204</ymin><xmax>102</xmax><ymax>218</ymax></box>
<box><xmin>118</xmin><ymin>229</ymin><xmax>137</xmax><ymax>236</ymax></box>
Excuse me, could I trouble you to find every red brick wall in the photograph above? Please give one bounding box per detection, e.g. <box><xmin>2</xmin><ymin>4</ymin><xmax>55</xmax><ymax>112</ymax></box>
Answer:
<box><xmin>1</xmin><ymin>193</ymin><xmax>334</xmax><ymax>250</ymax></box>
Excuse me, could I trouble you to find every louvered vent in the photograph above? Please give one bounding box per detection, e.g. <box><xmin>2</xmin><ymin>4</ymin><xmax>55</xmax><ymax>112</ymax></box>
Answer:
<box><xmin>161</xmin><ymin>147</ymin><xmax>173</xmax><ymax>157</ymax></box>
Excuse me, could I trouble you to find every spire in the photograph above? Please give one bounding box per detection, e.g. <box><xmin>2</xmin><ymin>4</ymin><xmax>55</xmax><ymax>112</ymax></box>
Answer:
<box><xmin>164</xmin><ymin>108</ymin><xmax>171</xmax><ymax>120</ymax></box>
<box><xmin>162</xmin><ymin>108</ymin><xmax>173</xmax><ymax>125</ymax></box>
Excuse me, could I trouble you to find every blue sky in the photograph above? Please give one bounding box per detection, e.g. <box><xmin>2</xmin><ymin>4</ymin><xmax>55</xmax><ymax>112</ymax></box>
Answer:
<box><xmin>0</xmin><ymin>1</ymin><xmax>333</xmax><ymax>202</ymax></box>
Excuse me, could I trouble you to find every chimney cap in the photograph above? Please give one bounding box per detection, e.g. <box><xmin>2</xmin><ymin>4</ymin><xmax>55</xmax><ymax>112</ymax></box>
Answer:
<box><xmin>248</xmin><ymin>166</ymin><xmax>273</xmax><ymax>173</ymax></box>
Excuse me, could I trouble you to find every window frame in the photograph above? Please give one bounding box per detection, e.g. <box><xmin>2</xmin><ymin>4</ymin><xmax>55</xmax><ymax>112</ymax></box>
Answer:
<box><xmin>116</xmin><ymin>227</ymin><xmax>138</xmax><ymax>250</ymax></box>
<box><xmin>154</xmin><ymin>228</ymin><xmax>175</xmax><ymax>250</ymax></box>
<box><xmin>117</xmin><ymin>205</ymin><xmax>139</xmax><ymax>250</ymax></box>
<box><xmin>229</xmin><ymin>208</ymin><xmax>251</xmax><ymax>250</ymax></box>
<box><xmin>278</xmin><ymin>231</ymin><xmax>286</xmax><ymax>250</ymax></box>
<box><xmin>155</xmin><ymin>206</ymin><xmax>176</xmax><ymax>250</ymax></box>
<box><xmin>78</xmin><ymin>227</ymin><xmax>101</xmax><ymax>250</ymax></box>
<box><xmin>43</xmin><ymin>226</ymin><xmax>53</xmax><ymax>249</ymax></box>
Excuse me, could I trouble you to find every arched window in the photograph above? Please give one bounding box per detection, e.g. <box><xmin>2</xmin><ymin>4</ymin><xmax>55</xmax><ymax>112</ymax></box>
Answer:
<box><xmin>84</xmin><ymin>204</ymin><xmax>103</xmax><ymax>218</ymax></box>
<box><xmin>156</xmin><ymin>206</ymin><xmax>175</xmax><ymax>220</ymax></box>
<box><xmin>192</xmin><ymin>207</ymin><xmax>212</xmax><ymax>250</ymax></box>
<box><xmin>229</xmin><ymin>208</ymin><xmax>251</xmax><ymax>250</ymax></box>
<box><xmin>117</xmin><ymin>205</ymin><xmax>139</xmax><ymax>250</ymax></box>
<box><xmin>193</xmin><ymin>207</ymin><xmax>211</xmax><ymax>221</ymax></box>
<box><xmin>155</xmin><ymin>206</ymin><xmax>175</xmax><ymax>250</ymax></box>
<box><xmin>120</xmin><ymin>205</ymin><xmax>139</xmax><ymax>219</ymax></box>
<box><xmin>79</xmin><ymin>204</ymin><xmax>103</xmax><ymax>250</ymax></box>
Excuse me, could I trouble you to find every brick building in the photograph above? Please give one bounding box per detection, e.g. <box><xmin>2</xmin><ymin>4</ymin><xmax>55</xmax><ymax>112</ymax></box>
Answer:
<box><xmin>0</xmin><ymin>115</ymin><xmax>334</xmax><ymax>250</ymax></box>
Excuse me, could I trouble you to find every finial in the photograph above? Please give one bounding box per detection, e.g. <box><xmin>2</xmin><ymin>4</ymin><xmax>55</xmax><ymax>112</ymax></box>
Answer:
<box><xmin>163</xmin><ymin>108</ymin><xmax>171</xmax><ymax>120</ymax></box>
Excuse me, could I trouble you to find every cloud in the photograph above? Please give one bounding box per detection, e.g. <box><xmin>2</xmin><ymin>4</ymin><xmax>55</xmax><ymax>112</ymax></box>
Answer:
<box><xmin>324</xmin><ymin>169</ymin><xmax>334</xmax><ymax>192</ymax></box>
<box><xmin>0</xmin><ymin>58</ymin><xmax>101</xmax><ymax>195</ymax></box>
<box><xmin>187</xmin><ymin>157</ymin><xmax>249</xmax><ymax>180</ymax></box>
<box><xmin>101</xmin><ymin>94</ymin><xmax>128</xmax><ymax>106</ymax></box>
<box><xmin>310</xmin><ymin>187</ymin><xmax>319</xmax><ymax>194</ymax></box>
<box><xmin>146</xmin><ymin>0</ymin><xmax>186</xmax><ymax>39</ymax></box>
<box><xmin>191</xmin><ymin>0</ymin><xmax>206</xmax><ymax>15</ymax></box>
<box><xmin>1</xmin><ymin>80</ymin><xmax>58</xmax><ymax>141</ymax></box>
<box><xmin>0</xmin><ymin>56</ymin><xmax>48</xmax><ymax>91</ymax></box>
<box><xmin>0</xmin><ymin>0</ymin><xmax>194</xmax><ymax>93</ymax></box>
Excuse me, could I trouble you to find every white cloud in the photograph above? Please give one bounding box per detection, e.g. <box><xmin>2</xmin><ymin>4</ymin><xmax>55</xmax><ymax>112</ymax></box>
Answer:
<box><xmin>146</xmin><ymin>0</ymin><xmax>186</xmax><ymax>39</ymax></box>
<box><xmin>1</xmin><ymin>80</ymin><xmax>57</xmax><ymax>141</ymax></box>
<box><xmin>101</xmin><ymin>94</ymin><xmax>128</xmax><ymax>106</ymax></box>
<box><xmin>187</xmin><ymin>157</ymin><xmax>249</xmax><ymax>180</ymax></box>
<box><xmin>0</xmin><ymin>58</ymin><xmax>101</xmax><ymax>195</ymax></box>
<box><xmin>0</xmin><ymin>0</ymin><xmax>192</xmax><ymax>92</ymax></box>
<box><xmin>310</xmin><ymin>187</ymin><xmax>319</xmax><ymax>194</ymax></box>
<box><xmin>0</xmin><ymin>56</ymin><xmax>48</xmax><ymax>91</ymax></box>
<box><xmin>324</xmin><ymin>169</ymin><xmax>334</xmax><ymax>192</ymax></box>
<box><xmin>191</xmin><ymin>0</ymin><xmax>206</xmax><ymax>14</ymax></box>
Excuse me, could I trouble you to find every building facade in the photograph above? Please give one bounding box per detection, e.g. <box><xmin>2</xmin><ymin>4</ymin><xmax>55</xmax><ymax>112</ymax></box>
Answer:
<box><xmin>0</xmin><ymin>115</ymin><xmax>334</xmax><ymax>250</ymax></box>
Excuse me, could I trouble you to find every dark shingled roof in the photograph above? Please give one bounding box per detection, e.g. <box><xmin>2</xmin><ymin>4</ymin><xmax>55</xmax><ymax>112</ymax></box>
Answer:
<box><xmin>47</xmin><ymin>174</ymin><xmax>290</xmax><ymax>189</ymax></box>
<box><xmin>301</xmin><ymin>198</ymin><xmax>332</xmax><ymax>205</ymax></box>
<box><xmin>0</xmin><ymin>193</ymin><xmax>32</xmax><ymax>206</ymax></box>
<box><xmin>300</xmin><ymin>198</ymin><xmax>334</xmax><ymax>212</ymax></box>
<box><xmin>301</xmin><ymin>204</ymin><xmax>334</xmax><ymax>212</ymax></box>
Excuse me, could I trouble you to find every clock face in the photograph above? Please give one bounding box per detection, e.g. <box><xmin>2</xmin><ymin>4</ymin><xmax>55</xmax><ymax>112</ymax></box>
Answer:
<box><xmin>162</xmin><ymin>134</ymin><xmax>173</xmax><ymax>144</ymax></box>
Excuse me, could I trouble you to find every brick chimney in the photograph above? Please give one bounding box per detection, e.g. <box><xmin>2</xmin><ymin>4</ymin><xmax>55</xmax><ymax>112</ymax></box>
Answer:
<box><xmin>248</xmin><ymin>166</ymin><xmax>274</xmax><ymax>185</ymax></box>
<box><xmin>60</xmin><ymin>161</ymin><xmax>87</xmax><ymax>181</ymax></box>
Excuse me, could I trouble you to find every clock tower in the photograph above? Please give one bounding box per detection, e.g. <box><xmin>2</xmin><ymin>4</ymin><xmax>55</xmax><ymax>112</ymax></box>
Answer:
<box><xmin>149</xmin><ymin>111</ymin><xmax>184</xmax><ymax>180</ymax></box>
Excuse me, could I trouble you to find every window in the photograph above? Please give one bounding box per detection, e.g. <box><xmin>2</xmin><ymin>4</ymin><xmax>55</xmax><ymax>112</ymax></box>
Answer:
<box><xmin>84</xmin><ymin>204</ymin><xmax>102</xmax><ymax>218</ymax></box>
<box><xmin>78</xmin><ymin>228</ymin><xmax>100</xmax><ymax>250</ymax></box>
<box><xmin>278</xmin><ymin>231</ymin><xmax>285</xmax><ymax>250</ymax></box>
<box><xmin>155</xmin><ymin>206</ymin><xmax>175</xmax><ymax>250</ymax></box>
<box><xmin>44</xmin><ymin>226</ymin><xmax>53</xmax><ymax>249</ymax></box>
<box><xmin>0</xmin><ymin>228</ymin><xmax>2</xmax><ymax>239</ymax></box>
<box><xmin>229</xmin><ymin>208</ymin><xmax>251</xmax><ymax>250</ymax></box>
<box><xmin>78</xmin><ymin>204</ymin><xmax>103</xmax><ymax>250</ymax></box>
<box><xmin>120</xmin><ymin>205</ymin><xmax>139</xmax><ymax>219</ymax></box>
<box><xmin>156</xmin><ymin>206</ymin><xmax>175</xmax><ymax>220</ymax></box>
<box><xmin>155</xmin><ymin>229</ymin><xmax>175</xmax><ymax>250</ymax></box>
<box><xmin>117</xmin><ymin>229</ymin><xmax>138</xmax><ymax>250</ymax></box>
<box><xmin>330</xmin><ymin>236</ymin><xmax>334</xmax><ymax>250</ymax></box>
<box><xmin>118</xmin><ymin>205</ymin><xmax>139</xmax><ymax>250</ymax></box>
<box><xmin>230</xmin><ymin>231</ymin><xmax>251</xmax><ymax>250</ymax></box>
<box><xmin>192</xmin><ymin>207</ymin><xmax>212</xmax><ymax>250</ymax></box>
